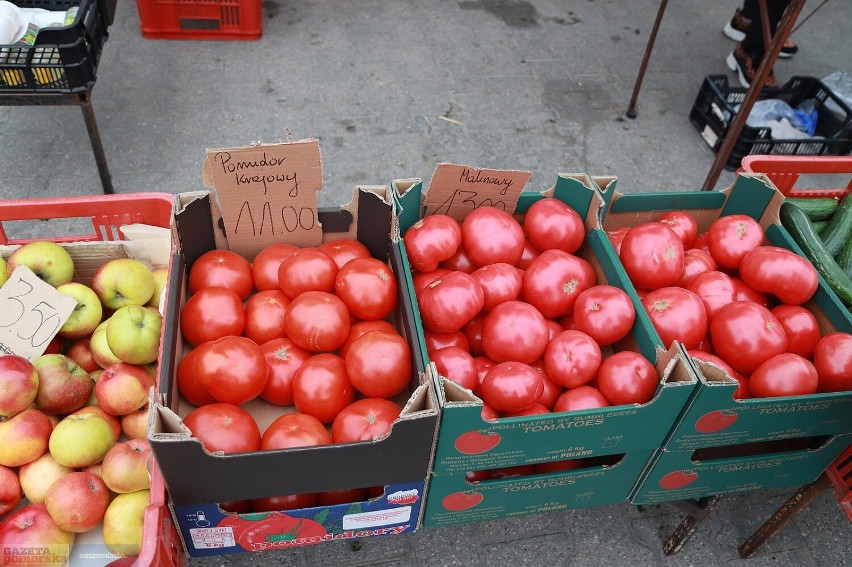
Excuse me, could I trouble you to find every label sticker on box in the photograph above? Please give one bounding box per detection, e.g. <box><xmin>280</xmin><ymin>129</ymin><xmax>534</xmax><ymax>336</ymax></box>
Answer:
<box><xmin>189</xmin><ymin>527</ymin><xmax>236</xmax><ymax>549</ymax></box>
<box><xmin>425</xmin><ymin>163</ymin><xmax>531</xmax><ymax>221</ymax></box>
<box><xmin>342</xmin><ymin>506</ymin><xmax>411</xmax><ymax>530</ymax></box>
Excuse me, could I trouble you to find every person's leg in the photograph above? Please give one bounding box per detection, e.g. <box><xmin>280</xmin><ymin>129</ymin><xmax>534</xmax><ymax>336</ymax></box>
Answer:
<box><xmin>724</xmin><ymin>0</ymin><xmax>798</xmax><ymax>58</ymax></box>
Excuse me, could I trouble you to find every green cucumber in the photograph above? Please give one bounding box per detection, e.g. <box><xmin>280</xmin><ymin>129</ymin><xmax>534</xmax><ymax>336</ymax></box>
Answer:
<box><xmin>779</xmin><ymin>201</ymin><xmax>852</xmax><ymax>308</ymax></box>
<box><xmin>818</xmin><ymin>195</ymin><xmax>852</xmax><ymax>257</ymax></box>
<box><xmin>812</xmin><ymin>220</ymin><xmax>830</xmax><ymax>235</ymax></box>
<box><xmin>837</xmin><ymin>231</ymin><xmax>852</xmax><ymax>280</ymax></box>
<box><xmin>785</xmin><ymin>197</ymin><xmax>838</xmax><ymax>221</ymax></box>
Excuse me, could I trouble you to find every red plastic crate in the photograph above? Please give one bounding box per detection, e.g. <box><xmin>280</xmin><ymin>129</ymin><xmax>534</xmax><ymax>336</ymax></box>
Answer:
<box><xmin>135</xmin><ymin>0</ymin><xmax>262</xmax><ymax>40</ymax></box>
<box><xmin>739</xmin><ymin>155</ymin><xmax>852</xmax><ymax>200</ymax></box>
<box><xmin>825</xmin><ymin>444</ymin><xmax>852</xmax><ymax>522</ymax></box>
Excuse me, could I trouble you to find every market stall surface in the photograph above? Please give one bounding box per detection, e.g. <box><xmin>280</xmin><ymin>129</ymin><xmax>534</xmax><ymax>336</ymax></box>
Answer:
<box><xmin>1</xmin><ymin>0</ymin><xmax>850</xmax><ymax>565</ymax></box>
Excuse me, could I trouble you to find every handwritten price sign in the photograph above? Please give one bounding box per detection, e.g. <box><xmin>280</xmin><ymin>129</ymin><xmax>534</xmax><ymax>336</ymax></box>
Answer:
<box><xmin>0</xmin><ymin>266</ymin><xmax>76</xmax><ymax>360</ymax></box>
<box><xmin>424</xmin><ymin>164</ymin><xmax>531</xmax><ymax>221</ymax></box>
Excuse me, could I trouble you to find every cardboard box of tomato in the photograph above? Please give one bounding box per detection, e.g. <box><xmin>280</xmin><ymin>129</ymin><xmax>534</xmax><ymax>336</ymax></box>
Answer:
<box><xmin>595</xmin><ymin>174</ymin><xmax>852</xmax><ymax>453</ymax></box>
<box><xmin>392</xmin><ymin>168</ymin><xmax>697</xmax><ymax>483</ymax></box>
<box><xmin>147</xmin><ymin>141</ymin><xmax>439</xmax><ymax>557</ymax></box>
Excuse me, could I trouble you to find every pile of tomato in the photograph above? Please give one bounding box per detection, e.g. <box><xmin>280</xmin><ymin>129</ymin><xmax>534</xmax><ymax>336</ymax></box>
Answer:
<box><xmin>176</xmin><ymin>239</ymin><xmax>412</xmax><ymax>511</ymax></box>
<box><xmin>607</xmin><ymin>211</ymin><xmax>852</xmax><ymax>398</ymax></box>
<box><xmin>404</xmin><ymin>199</ymin><xmax>661</xmax><ymax>425</ymax></box>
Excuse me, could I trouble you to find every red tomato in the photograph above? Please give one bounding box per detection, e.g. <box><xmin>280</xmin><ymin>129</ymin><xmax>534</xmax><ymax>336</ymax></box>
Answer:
<box><xmin>707</xmin><ymin>215</ymin><xmax>763</xmax><ymax>270</ymax></box>
<box><xmin>252</xmin><ymin>243</ymin><xmax>298</xmax><ymax>291</ymax></box>
<box><xmin>503</xmin><ymin>403</ymin><xmax>550</xmax><ymax>417</ymax></box>
<box><xmin>283</xmin><ymin>291</ymin><xmax>350</xmax><ymax>352</ymax></box>
<box><xmin>481</xmin><ymin>300</ymin><xmax>549</xmax><ymax>364</ymax></box>
<box><xmin>479</xmin><ymin>362</ymin><xmax>543</xmax><ymax>412</ymax></box>
<box><xmin>691</xmin><ymin>350</ymin><xmax>751</xmax><ymax>399</ymax></box>
<box><xmin>244</xmin><ymin>290</ymin><xmax>290</xmax><ymax>344</ymax></box>
<box><xmin>552</xmin><ymin>385</ymin><xmax>610</xmax><ymax>412</ymax></box>
<box><xmin>750</xmin><ymin>353</ymin><xmax>819</xmax><ymax>398</ymax></box>
<box><xmin>403</xmin><ymin>215</ymin><xmax>462</xmax><ymax>273</ymax></box>
<box><xmin>481</xmin><ymin>403</ymin><xmax>500</xmax><ymax>420</ymax></box>
<box><xmin>331</xmin><ymin>398</ymin><xmax>402</xmax><ymax>443</ymax></box>
<box><xmin>771</xmin><ymin>305</ymin><xmax>821</xmax><ymax>359</ymax></box>
<box><xmin>516</xmin><ymin>238</ymin><xmax>542</xmax><ymax>270</ymax></box>
<box><xmin>546</xmin><ymin>319</ymin><xmax>563</xmax><ymax>340</ymax></box>
<box><xmin>523</xmin><ymin>198</ymin><xmax>585</xmax><ymax>254</ymax></box>
<box><xmin>424</xmin><ymin>330</ymin><xmax>470</xmax><ymax>354</ymax></box>
<box><xmin>471</xmin><ymin>263</ymin><xmax>523</xmax><ymax>311</ymax></box>
<box><xmin>531</xmin><ymin>359</ymin><xmax>564</xmax><ymax>410</ymax></box>
<box><xmin>345</xmin><ymin>331</ymin><xmax>411</xmax><ymax>399</ymax></box>
<box><xmin>334</xmin><ymin>257</ymin><xmax>398</xmax><ymax>320</ymax></box>
<box><xmin>278</xmin><ymin>248</ymin><xmax>338</xmax><ymax>298</ymax></box>
<box><xmin>691</xmin><ymin>232</ymin><xmax>711</xmax><ymax>253</ymax></box>
<box><xmin>813</xmin><ymin>333</ymin><xmax>852</xmax><ymax>392</ymax></box>
<box><xmin>619</xmin><ymin>223</ymin><xmax>685</xmax><ymax>290</ymax></box>
<box><xmin>543</xmin><ymin>330</ymin><xmax>602</xmax><ymax>388</ymax></box>
<box><xmin>431</xmin><ymin>346</ymin><xmax>478</xmax><ymax>391</ymax></box>
<box><xmin>474</xmin><ymin>356</ymin><xmax>496</xmax><ymax>395</ymax></box>
<box><xmin>462</xmin><ymin>314</ymin><xmax>486</xmax><ymax>357</ymax></box>
<box><xmin>731</xmin><ymin>277</ymin><xmax>770</xmax><ymax>307</ymax></box>
<box><xmin>641</xmin><ymin>287</ymin><xmax>708</xmax><ymax>349</ymax></box>
<box><xmin>418</xmin><ymin>271</ymin><xmax>484</xmax><ymax>333</ymax></box>
<box><xmin>597</xmin><ymin>351</ymin><xmax>658</xmax><ymax>405</ymax></box>
<box><xmin>739</xmin><ymin>246</ymin><xmax>819</xmax><ymax>306</ymax></box>
<box><xmin>411</xmin><ymin>268</ymin><xmax>451</xmax><ymax>296</ymax></box>
<box><xmin>339</xmin><ymin>320</ymin><xmax>398</xmax><ymax>359</ymax></box>
<box><xmin>606</xmin><ymin>227</ymin><xmax>631</xmax><ymax>256</ymax></box>
<box><xmin>685</xmin><ymin>271</ymin><xmax>736</xmax><ymax>320</ymax></box>
<box><xmin>181</xmin><ymin>287</ymin><xmax>245</xmax><ymax>347</ymax></box>
<box><xmin>572</xmin><ymin>285</ymin><xmax>635</xmax><ymax>346</ymax></box>
<box><xmin>189</xmin><ymin>249</ymin><xmax>253</xmax><ymax>299</ymax></box>
<box><xmin>675</xmin><ymin>249</ymin><xmax>717</xmax><ymax>287</ymax></box>
<box><xmin>489</xmin><ymin>465</ymin><xmax>535</xmax><ymax>479</ymax></box>
<box><xmin>695</xmin><ymin>335</ymin><xmax>714</xmax><ymax>354</ymax></box>
<box><xmin>710</xmin><ymin>302</ymin><xmax>788</xmax><ymax>374</ymax></box>
<box><xmin>259</xmin><ymin>338</ymin><xmax>311</xmax><ymax>406</ymax></box>
<box><xmin>251</xmin><ymin>494</ymin><xmax>318</xmax><ymax>513</ymax></box>
<box><xmin>318</xmin><ymin>238</ymin><xmax>371</xmax><ymax>269</ymax></box>
<box><xmin>318</xmin><ymin>488</ymin><xmax>370</xmax><ymax>506</ymax></box>
<box><xmin>462</xmin><ymin>207</ymin><xmax>526</xmax><ymax>267</ymax></box>
<box><xmin>177</xmin><ymin>343</ymin><xmax>217</xmax><ymax>406</ymax></box>
<box><xmin>261</xmin><ymin>412</ymin><xmax>332</xmax><ymax>450</ymax></box>
<box><xmin>195</xmin><ymin>336</ymin><xmax>268</xmax><ymax>405</ymax></box>
<box><xmin>656</xmin><ymin>211</ymin><xmax>698</xmax><ymax>248</ymax></box>
<box><xmin>534</xmin><ymin>459</ymin><xmax>585</xmax><ymax>474</ymax></box>
<box><xmin>522</xmin><ymin>250</ymin><xmax>596</xmax><ymax>318</ymax></box>
<box><xmin>440</xmin><ymin>242</ymin><xmax>476</xmax><ymax>273</ymax></box>
<box><xmin>183</xmin><ymin>403</ymin><xmax>261</xmax><ymax>454</ymax></box>
<box><xmin>292</xmin><ymin>353</ymin><xmax>354</xmax><ymax>424</ymax></box>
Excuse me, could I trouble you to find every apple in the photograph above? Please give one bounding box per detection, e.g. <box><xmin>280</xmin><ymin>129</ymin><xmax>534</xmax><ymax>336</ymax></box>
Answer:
<box><xmin>121</xmin><ymin>405</ymin><xmax>149</xmax><ymax>440</ymax></box>
<box><xmin>65</xmin><ymin>337</ymin><xmax>100</xmax><ymax>373</ymax></box>
<box><xmin>147</xmin><ymin>268</ymin><xmax>169</xmax><ymax>309</ymax></box>
<box><xmin>694</xmin><ymin>409</ymin><xmax>740</xmax><ymax>434</ymax></box>
<box><xmin>55</xmin><ymin>282</ymin><xmax>103</xmax><ymax>339</ymax></box>
<box><xmin>44</xmin><ymin>335</ymin><xmax>64</xmax><ymax>355</ymax></box>
<box><xmin>0</xmin><ymin>465</ymin><xmax>21</xmax><ymax>518</ymax></box>
<box><xmin>91</xmin><ymin>258</ymin><xmax>155</xmax><ymax>310</ymax></box>
<box><xmin>44</xmin><ymin>471</ymin><xmax>110</xmax><ymax>533</ymax></box>
<box><xmin>441</xmin><ymin>491</ymin><xmax>484</xmax><ymax>511</ymax></box>
<box><xmin>83</xmin><ymin>463</ymin><xmax>106</xmax><ymax>482</ymax></box>
<box><xmin>0</xmin><ymin>503</ymin><xmax>75</xmax><ymax>567</ymax></box>
<box><xmin>18</xmin><ymin>452</ymin><xmax>73</xmax><ymax>503</ymax></box>
<box><xmin>0</xmin><ymin>354</ymin><xmax>39</xmax><ymax>417</ymax></box>
<box><xmin>90</xmin><ymin>319</ymin><xmax>123</xmax><ymax>369</ymax></box>
<box><xmin>106</xmin><ymin>305</ymin><xmax>162</xmax><ymax>365</ymax></box>
<box><xmin>0</xmin><ymin>257</ymin><xmax>7</xmax><ymax>288</ymax></box>
<box><xmin>0</xmin><ymin>408</ymin><xmax>53</xmax><ymax>467</ymax></box>
<box><xmin>6</xmin><ymin>241</ymin><xmax>74</xmax><ymax>287</ymax></box>
<box><xmin>95</xmin><ymin>363</ymin><xmax>154</xmax><ymax>416</ymax></box>
<box><xmin>658</xmin><ymin>470</ymin><xmax>699</xmax><ymax>490</ymax></box>
<box><xmin>102</xmin><ymin>489</ymin><xmax>150</xmax><ymax>557</ymax></box>
<box><xmin>71</xmin><ymin>405</ymin><xmax>121</xmax><ymax>441</ymax></box>
<box><xmin>102</xmin><ymin>439</ymin><xmax>152</xmax><ymax>493</ymax></box>
<box><xmin>453</xmin><ymin>430</ymin><xmax>502</xmax><ymax>455</ymax></box>
<box><xmin>48</xmin><ymin>411</ymin><xmax>115</xmax><ymax>468</ymax></box>
<box><xmin>32</xmin><ymin>353</ymin><xmax>93</xmax><ymax>415</ymax></box>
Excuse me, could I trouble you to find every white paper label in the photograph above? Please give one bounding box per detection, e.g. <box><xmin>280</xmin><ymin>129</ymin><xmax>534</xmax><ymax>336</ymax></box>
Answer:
<box><xmin>342</xmin><ymin>507</ymin><xmax>412</xmax><ymax>530</ymax></box>
<box><xmin>701</xmin><ymin>125</ymin><xmax>719</xmax><ymax>148</ymax></box>
<box><xmin>189</xmin><ymin>527</ymin><xmax>236</xmax><ymax>549</ymax></box>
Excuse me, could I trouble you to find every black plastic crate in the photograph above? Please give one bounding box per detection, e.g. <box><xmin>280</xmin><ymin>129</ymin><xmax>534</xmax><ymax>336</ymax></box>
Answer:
<box><xmin>0</xmin><ymin>0</ymin><xmax>115</xmax><ymax>93</ymax></box>
<box><xmin>689</xmin><ymin>75</ymin><xmax>852</xmax><ymax>171</ymax></box>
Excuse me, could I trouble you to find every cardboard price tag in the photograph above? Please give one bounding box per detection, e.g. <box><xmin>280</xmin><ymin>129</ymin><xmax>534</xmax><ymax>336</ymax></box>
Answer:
<box><xmin>202</xmin><ymin>139</ymin><xmax>324</xmax><ymax>261</ymax></box>
<box><xmin>0</xmin><ymin>266</ymin><xmax>76</xmax><ymax>360</ymax></box>
<box><xmin>424</xmin><ymin>163</ymin><xmax>532</xmax><ymax>221</ymax></box>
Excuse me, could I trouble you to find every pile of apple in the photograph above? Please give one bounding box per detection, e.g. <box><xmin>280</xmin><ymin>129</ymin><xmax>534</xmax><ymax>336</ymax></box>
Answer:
<box><xmin>0</xmin><ymin>240</ymin><xmax>167</xmax><ymax>561</ymax></box>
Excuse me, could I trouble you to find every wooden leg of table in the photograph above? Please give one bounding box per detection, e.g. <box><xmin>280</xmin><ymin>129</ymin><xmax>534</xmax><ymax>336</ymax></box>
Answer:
<box><xmin>78</xmin><ymin>93</ymin><xmax>114</xmax><ymax>195</ymax></box>
<box><xmin>738</xmin><ymin>475</ymin><xmax>832</xmax><ymax>559</ymax></box>
<box><xmin>625</xmin><ymin>0</ymin><xmax>668</xmax><ymax>119</ymax></box>
<box><xmin>663</xmin><ymin>495</ymin><xmax>721</xmax><ymax>556</ymax></box>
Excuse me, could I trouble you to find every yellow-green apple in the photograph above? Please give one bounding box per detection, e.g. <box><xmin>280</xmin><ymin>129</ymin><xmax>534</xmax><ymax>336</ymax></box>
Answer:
<box><xmin>0</xmin><ymin>257</ymin><xmax>7</xmax><ymax>288</ymax></box>
<box><xmin>18</xmin><ymin>452</ymin><xmax>73</xmax><ymax>503</ymax></box>
<box><xmin>102</xmin><ymin>439</ymin><xmax>152</xmax><ymax>494</ymax></box>
<box><xmin>121</xmin><ymin>405</ymin><xmax>149</xmax><ymax>440</ymax></box>
<box><xmin>6</xmin><ymin>241</ymin><xmax>74</xmax><ymax>287</ymax></box>
<box><xmin>91</xmin><ymin>258</ymin><xmax>155</xmax><ymax>310</ymax></box>
<box><xmin>83</xmin><ymin>463</ymin><xmax>107</xmax><ymax>483</ymax></box>
<box><xmin>0</xmin><ymin>408</ymin><xmax>53</xmax><ymax>467</ymax></box>
<box><xmin>44</xmin><ymin>471</ymin><xmax>110</xmax><ymax>533</ymax></box>
<box><xmin>71</xmin><ymin>405</ymin><xmax>121</xmax><ymax>441</ymax></box>
<box><xmin>147</xmin><ymin>268</ymin><xmax>169</xmax><ymax>309</ymax></box>
<box><xmin>55</xmin><ymin>282</ymin><xmax>103</xmax><ymax>339</ymax></box>
<box><xmin>106</xmin><ymin>305</ymin><xmax>162</xmax><ymax>365</ymax></box>
<box><xmin>0</xmin><ymin>354</ymin><xmax>39</xmax><ymax>417</ymax></box>
<box><xmin>65</xmin><ymin>337</ymin><xmax>100</xmax><ymax>373</ymax></box>
<box><xmin>32</xmin><ymin>354</ymin><xmax>93</xmax><ymax>415</ymax></box>
<box><xmin>102</xmin><ymin>489</ymin><xmax>149</xmax><ymax>557</ymax></box>
<box><xmin>0</xmin><ymin>464</ymin><xmax>21</xmax><ymax>517</ymax></box>
<box><xmin>95</xmin><ymin>363</ymin><xmax>154</xmax><ymax>417</ymax></box>
<box><xmin>48</xmin><ymin>412</ymin><xmax>115</xmax><ymax>468</ymax></box>
<box><xmin>0</xmin><ymin>503</ymin><xmax>75</xmax><ymax>567</ymax></box>
<box><xmin>90</xmin><ymin>319</ymin><xmax>123</xmax><ymax>369</ymax></box>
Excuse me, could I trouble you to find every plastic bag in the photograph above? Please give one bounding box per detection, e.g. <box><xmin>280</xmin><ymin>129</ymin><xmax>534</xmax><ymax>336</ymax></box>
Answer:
<box><xmin>822</xmin><ymin>72</ymin><xmax>852</xmax><ymax>120</ymax></box>
<box><xmin>741</xmin><ymin>99</ymin><xmax>814</xmax><ymax>136</ymax></box>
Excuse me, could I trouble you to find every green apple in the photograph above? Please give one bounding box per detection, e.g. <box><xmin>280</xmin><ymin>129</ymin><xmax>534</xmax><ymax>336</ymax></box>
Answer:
<box><xmin>91</xmin><ymin>258</ymin><xmax>155</xmax><ymax>310</ymax></box>
<box><xmin>44</xmin><ymin>471</ymin><xmax>110</xmax><ymax>533</ymax></box>
<box><xmin>102</xmin><ymin>489</ymin><xmax>150</xmax><ymax>557</ymax></box>
<box><xmin>0</xmin><ymin>354</ymin><xmax>39</xmax><ymax>418</ymax></box>
<box><xmin>6</xmin><ymin>241</ymin><xmax>74</xmax><ymax>287</ymax></box>
<box><xmin>32</xmin><ymin>354</ymin><xmax>93</xmax><ymax>415</ymax></box>
<box><xmin>146</xmin><ymin>268</ymin><xmax>169</xmax><ymax>309</ymax></box>
<box><xmin>0</xmin><ymin>256</ymin><xmax>7</xmax><ymax>288</ymax></box>
<box><xmin>106</xmin><ymin>305</ymin><xmax>162</xmax><ymax>365</ymax></box>
<box><xmin>18</xmin><ymin>452</ymin><xmax>73</xmax><ymax>503</ymax></box>
<box><xmin>90</xmin><ymin>319</ymin><xmax>122</xmax><ymax>369</ymax></box>
<box><xmin>56</xmin><ymin>282</ymin><xmax>103</xmax><ymax>339</ymax></box>
<box><xmin>48</xmin><ymin>411</ymin><xmax>115</xmax><ymax>468</ymax></box>
<box><xmin>0</xmin><ymin>408</ymin><xmax>54</xmax><ymax>467</ymax></box>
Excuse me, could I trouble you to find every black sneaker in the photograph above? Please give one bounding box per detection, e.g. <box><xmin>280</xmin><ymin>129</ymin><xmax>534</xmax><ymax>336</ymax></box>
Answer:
<box><xmin>723</xmin><ymin>9</ymin><xmax>798</xmax><ymax>58</ymax></box>
<box><xmin>726</xmin><ymin>44</ymin><xmax>779</xmax><ymax>89</ymax></box>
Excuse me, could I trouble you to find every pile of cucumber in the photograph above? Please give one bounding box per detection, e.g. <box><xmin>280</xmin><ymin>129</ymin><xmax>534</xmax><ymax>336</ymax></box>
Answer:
<box><xmin>780</xmin><ymin>195</ymin><xmax>852</xmax><ymax>309</ymax></box>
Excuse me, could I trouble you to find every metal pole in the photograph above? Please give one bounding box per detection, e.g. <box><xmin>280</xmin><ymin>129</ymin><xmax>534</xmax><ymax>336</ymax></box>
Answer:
<box><xmin>625</xmin><ymin>0</ymin><xmax>668</xmax><ymax>119</ymax></box>
<box><xmin>78</xmin><ymin>92</ymin><xmax>115</xmax><ymax>194</ymax></box>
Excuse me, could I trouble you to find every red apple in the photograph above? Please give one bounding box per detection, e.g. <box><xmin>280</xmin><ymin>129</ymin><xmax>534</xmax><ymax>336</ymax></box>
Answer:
<box><xmin>0</xmin><ymin>465</ymin><xmax>21</xmax><ymax>518</ymax></box>
<box><xmin>658</xmin><ymin>470</ymin><xmax>699</xmax><ymax>490</ymax></box>
<box><xmin>44</xmin><ymin>471</ymin><xmax>110</xmax><ymax>533</ymax></box>
<box><xmin>18</xmin><ymin>452</ymin><xmax>73</xmax><ymax>503</ymax></box>
<box><xmin>0</xmin><ymin>355</ymin><xmax>39</xmax><ymax>418</ymax></box>
<box><xmin>0</xmin><ymin>503</ymin><xmax>75</xmax><ymax>565</ymax></box>
<box><xmin>441</xmin><ymin>491</ymin><xmax>484</xmax><ymax>511</ymax></box>
<box><xmin>65</xmin><ymin>338</ymin><xmax>101</xmax><ymax>373</ymax></box>
<box><xmin>32</xmin><ymin>354</ymin><xmax>93</xmax><ymax>415</ymax></box>
<box><xmin>101</xmin><ymin>439</ymin><xmax>152</xmax><ymax>494</ymax></box>
<box><xmin>95</xmin><ymin>363</ymin><xmax>155</xmax><ymax>416</ymax></box>
<box><xmin>453</xmin><ymin>430</ymin><xmax>502</xmax><ymax>455</ymax></box>
<box><xmin>0</xmin><ymin>408</ymin><xmax>54</xmax><ymax>467</ymax></box>
<box><xmin>120</xmin><ymin>405</ymin><xmax>149</xmax><ymax>440</ymax></box>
